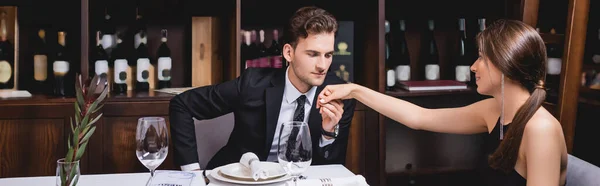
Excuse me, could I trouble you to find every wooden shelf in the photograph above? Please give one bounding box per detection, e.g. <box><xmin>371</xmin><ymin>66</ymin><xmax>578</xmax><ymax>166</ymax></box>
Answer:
<box><xmin>579</xmin><ymin>86</ymin><xmax>600</xmax><ymax>106</ymax></box>
<box><xmin>579</xmin><ymin>96</ymin><xmax>600</xmax><ymax>107</ymax></box>
<box><xmin>583</xmin><ymin>63</ymin><xmax>600</xmax><ymax>71</ymax></box>
<box><xmin>540</xmin><ymin>33</ymin><xmax>564</xmax><ymax>44</ymax></box>
<box><xmin>385</xmin><ymin>86</ymin><xmax>478</xmax><ymax>97</ymax></box>
<box><xmin>0</xmin><ymin>90</ymin><xmax>175</xmax><ymax>105</ymax></box>
<box><xmin>0</xmin><ymin>94</ymin><xmax>75</xmax><ymax>105</ymax></box>
<box><xmin>106</xmin><ymin>90</ymin><xmax>175</xmax><ymax>102</ymax></box>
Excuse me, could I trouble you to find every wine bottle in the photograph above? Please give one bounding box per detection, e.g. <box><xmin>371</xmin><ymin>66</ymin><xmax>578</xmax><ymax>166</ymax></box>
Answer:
<box><xmin>395</xmin><ymin>20</ymin><xmax>411</xmax><ymax>82</ymax></box>
<box><xmin>385</xmin><ymin>20</ymin><xmax>395</xmax><ymax>90</ymax></box>
<box><xmin>268</xmin><ymin>29</ymin><xmax>282</xmax><ymax>68</ymax></box>
<box><xmin>249</xmin><ymin>30</ymin><xmax>259</xmax><ymax>68</ymax></box>
<box><xmin>257</xmin><ymin>29</ymin><xmax>270</xmax><ymax>67</ymax></box>
<box><xmin>134</xmin><ymin>7</ymin><xmax>150</xmax><ymax>91</ymax></box>
<box><xmin>244</xmin><ymin>30</ymin><xmax>259</xmax><ymax>69</ymax></box>
<box><xmin>455</xmin><ymin>18</ymin><xmax>471</xmax><ymax>82</ymax></box>
<box><xmin>112</xmin><ymin>35</ymin><xmax>128</xmax><ymax>94</ymax></box>
<box><xmin>32</xmin><ymin>28</ymin><xmax>49</xmax><ymax>94</ymax></box>
<box><xmin>92</xmin><ymin>31</ymin><xmax>109</xmax><ymax>80</ymax></box>
<box><xmin>546</xmin><ymin>36</ymin><xmax>562</xmax><ymax>94</ymax></box>
<box><xmin>468</xmin><ymin>18</ymin><xmax>486</xmax><ymax>86</ymax></box>
<box><xmin>135</xmin><ymin>38</ymin><xmax>150</xmax><ymax>92</ymax></box>
<box><xmin>53</xmin><ymin>31</ymin><xmax>70</xmax><ymax>96</ymax></box>
<box><xmin>422</xmin><ymin>20</ymin><xmax>439</xmax><ymax>80</ymax></box>
<box><xmin>241</xmin><ymin>31</ymin><xmax>250</xmax><ymax>70</ymax></box>
<box><xmin>157</xmin><ymin>29</ymin><xmax>171</xmax><ymax>89</ymax></box>
<box><xmin>592</xmin><ymin>28</ymin><xmax>600</xmax><ymax>64</ymax></box>
<box><xmin>134</xmin><ymin>7</ymin><xmax>147</xmax><ymax>51</ymax></box>
<box><xmin>0</xmin><ymin>11</ymin><xmax>15</xmax><ymax>90</ymax></box>
<box><xmin>101</xmin><ymin>8</ymin><xmax>115</xmax><ymax>52</ymax></box>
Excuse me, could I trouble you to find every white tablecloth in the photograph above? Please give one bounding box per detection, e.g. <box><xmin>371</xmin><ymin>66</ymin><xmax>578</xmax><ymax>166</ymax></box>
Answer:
<box><xmin>0</xmin><ymin>164</ymin><xmax>358</xmax><ymax>186</ymax></box>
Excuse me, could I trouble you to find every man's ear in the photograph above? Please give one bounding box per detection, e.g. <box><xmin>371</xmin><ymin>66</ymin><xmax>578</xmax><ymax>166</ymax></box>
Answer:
<box><xmin>283</xmin><ymin>43</ymin><xmax>294</xmax><ymax>64</ymax></box>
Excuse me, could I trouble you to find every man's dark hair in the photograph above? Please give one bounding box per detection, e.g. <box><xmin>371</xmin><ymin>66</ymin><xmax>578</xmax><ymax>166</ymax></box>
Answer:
<box><xmin>282</xmin><ymin>6</ymin><xmax>338</xmax><ymax>49</ymax></box>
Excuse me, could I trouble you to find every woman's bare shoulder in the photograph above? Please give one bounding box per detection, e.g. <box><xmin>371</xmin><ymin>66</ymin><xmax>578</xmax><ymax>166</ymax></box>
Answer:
<box><xmin>525</xmin><ymin>108</ymin><xmax>562</xmax><ymax>135</ymax></box>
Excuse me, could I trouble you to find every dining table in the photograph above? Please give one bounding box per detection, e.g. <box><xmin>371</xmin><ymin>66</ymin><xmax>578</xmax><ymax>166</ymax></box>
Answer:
<box><xmin>0</xmin><ymin>164</ymin><xmax>367</xmax><ymax>186</ymax></box>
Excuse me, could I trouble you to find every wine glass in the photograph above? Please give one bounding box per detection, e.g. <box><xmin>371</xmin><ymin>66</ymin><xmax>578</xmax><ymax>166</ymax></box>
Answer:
<box><xmin>136</xmin><ymin>117</ymin><xmax>169</xmax><ymax>177</ymax></box>
<box><xmin>277</xmin><ymin>121</ymin><xmax>312</xmax><ymax>186</ymax></box>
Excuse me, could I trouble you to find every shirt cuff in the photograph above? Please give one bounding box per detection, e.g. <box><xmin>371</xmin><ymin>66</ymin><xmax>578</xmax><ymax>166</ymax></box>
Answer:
<box><xmin>180</xmin><ymin>163</ymin><xmax>201</xmax><ymax>171</ymax></box>
<box><xmin>319</xmin><ymin>135</ymin><xmax>335</xmax><ymax>147</ymax></box>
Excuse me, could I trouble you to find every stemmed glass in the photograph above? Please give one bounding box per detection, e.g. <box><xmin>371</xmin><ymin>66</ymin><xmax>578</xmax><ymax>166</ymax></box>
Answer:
<box><xmin>136</xmin><ymin>117</ymin><xmax>169</xmax><ymax>178</ymax></box>
<box><xmin>277</xmin><ymin>121</ymin><xmax>312</xmax><ymax>186</ymax></box>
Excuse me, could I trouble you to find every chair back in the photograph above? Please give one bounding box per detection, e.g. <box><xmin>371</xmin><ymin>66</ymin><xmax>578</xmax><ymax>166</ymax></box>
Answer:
<box><xmin>193</xmin><ymin>113</ymin><xmax>235</xmax><ymax>169</ymax></box>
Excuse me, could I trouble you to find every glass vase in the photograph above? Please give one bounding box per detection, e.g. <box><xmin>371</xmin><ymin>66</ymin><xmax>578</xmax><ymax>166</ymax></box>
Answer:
<box><xmin>56</xmin><ymin>158</ymin><xmax>80</xmax><ymax>186</ymax></box>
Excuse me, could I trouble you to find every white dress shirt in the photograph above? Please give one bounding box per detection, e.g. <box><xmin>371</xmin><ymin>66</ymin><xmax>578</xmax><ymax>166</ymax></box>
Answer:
<box><xmin>181</xmin><ymin>67</ymin><xmax>334</xmax><ymax>171</ymax></box>
<box><xmin>266</xmin><ymin>67</ymin><xmax>335</xmax><ymax>162</ymax></box>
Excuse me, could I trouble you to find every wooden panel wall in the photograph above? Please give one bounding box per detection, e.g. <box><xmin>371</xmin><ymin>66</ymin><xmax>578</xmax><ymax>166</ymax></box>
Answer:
<box><xmin>0</xmin><ymin>119</ymin><xmax>65</xmax><ymax>177</ymax></box>
<box><xmin>557</xmin><ymin>0</ymin><xmax>590</xmax><ymax>153</ymax></box>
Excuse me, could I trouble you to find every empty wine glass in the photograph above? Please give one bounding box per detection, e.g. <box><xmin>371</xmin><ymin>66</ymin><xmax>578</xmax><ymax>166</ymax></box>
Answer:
<box><xmin>136</xmin><ymin>117</ymin><xmax>169</xmax><ymax>177</ymax></box>
<box><xmin>277</xmin><ymin>121</ymin><xmax>312</xmax><ymax>186</ymax></box>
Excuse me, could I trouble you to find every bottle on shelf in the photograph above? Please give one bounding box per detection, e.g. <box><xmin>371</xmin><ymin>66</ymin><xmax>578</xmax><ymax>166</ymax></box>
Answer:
<box><xmin>249</xmin><ymin>30</ymin><xmax>259</xmax><ymax>68</ymax></box>
<box><xmin>591</xmin><ymin>28</ymin><xmax>600</xmax><ymax>64</ymax></box>
<box><xmin>385</xmin><ymin>20</ymin><xmax>395</xmax><ymax>90</ymax></box>
<box><xmin>422</xmin><ymin>19</ymin><xmax>439</xmax><ymax>81</ymax></box>
<box><xmin>257</xmin><ymin>29</ymin><xmax>270</xmax><ymax>68</ymax></box>
<box><xmin>0</xmin><ymin>11</ymin><xmax>15</xmax><ymax>90</ymax></box>
<box><xmin>135</xmin><ymin>37</ymin><xmax>150</xmax><ymax>92</ymax></box>
<box><xmin>31</xmin><ymin>28</ymin><xmax>50</xmax><ymax>94</ymax></box>
<box><xmin>101</xmin><ymin>8</ymin><xmax>116</xmax><ymax>54</ymax></box>
<box><xmin>92</xmin><ymin>31</ymin><xmax>109</xmax><ymax>81</ymax></box>
<box><xmin>455</xmin><ymin>18</ymin><xmax>471</xmax><ymax>83</ymax></box>
<box><xmin>268</xmin><ymin>29</ymin><xmax>282</xmax><ymax>68</ymax></box>
<box><xmin>241</xmin><ymin>30</ymin><xmax>250</xmax><ymax>71</ymax></box>
<box><xmin>395</xmin><ymin>19</ymin><xmax>411</xmax><ymax>82</ymax></box>
<box><xmin>112</xmin><ymin>34</ymin><xmax>128</xmax><ymax>94</ymax></box>
<box><xmin>53</xmin><ymin>31</ymin><xmax>71</xmax><ymax>96</ymax></box>
<box><xmin>243</xmin><ymin>30</ymin><xmax>259</xmax><ymax>69</ymax></box>
<box><xmin>470</xmin><ymin>18</ymin><xmax>486</xmax><ymax>85</ymax></box>
<box><xmin>157</xmin><ymin>29</ymin><xmax>172</xmax><ymax>89</ymax></box>
<box><xmin>134</xmin><ymin>7</ymin><xmax>148</xmax><ymax>51</ymax></box>
<box><xmin>546</xmin><ymin>29</ymin><xmax>562</xmax><ymax>99</ymax></box>
<box><xmin>134</xmin><ymin>7</ymin><xmax>151</xmax><ymax>92</ymax></box>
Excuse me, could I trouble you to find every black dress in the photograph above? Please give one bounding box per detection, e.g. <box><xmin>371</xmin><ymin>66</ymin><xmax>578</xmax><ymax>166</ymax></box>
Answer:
<box><xmin>477</xmin><ymin>118</ymin><xmax>527</xmax><ymax>186</ymax></box>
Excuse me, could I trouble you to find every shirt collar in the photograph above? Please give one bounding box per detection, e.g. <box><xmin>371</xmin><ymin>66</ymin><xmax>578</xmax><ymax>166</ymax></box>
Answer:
<box><xmin>284</xmin><ymin>67</ymin><xmax>317</xmax><ymax>106</ymax></box>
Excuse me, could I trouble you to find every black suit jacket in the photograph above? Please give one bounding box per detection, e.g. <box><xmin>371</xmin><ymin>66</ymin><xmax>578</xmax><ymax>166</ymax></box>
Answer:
<box><xmin>169</xmin><ymin>67</ymin><xmax>356</xmax><ymax>169</ymax></box>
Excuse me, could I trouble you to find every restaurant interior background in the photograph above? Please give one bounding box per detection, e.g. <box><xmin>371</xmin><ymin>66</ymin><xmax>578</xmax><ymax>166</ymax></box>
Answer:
<box><xmin>0</xmin><ymin>0</ymin><xmax>599</xmax><ymax>185</ymax></box>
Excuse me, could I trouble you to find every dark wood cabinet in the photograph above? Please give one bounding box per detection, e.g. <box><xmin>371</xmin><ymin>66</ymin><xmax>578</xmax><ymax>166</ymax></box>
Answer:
<box><xmin>0</xmin><ymin>92</ymin><xmax>174</xmax><ymax>178</ymax></box>
<box><xmin>0</xmin><ymin>119</ymin><xmax>66</xmax><ymax>177</ymax></box>
<box><xmin>0</xmin><ymin>93</ymin><xmax>369</xmax><ymax>179</ymax></box>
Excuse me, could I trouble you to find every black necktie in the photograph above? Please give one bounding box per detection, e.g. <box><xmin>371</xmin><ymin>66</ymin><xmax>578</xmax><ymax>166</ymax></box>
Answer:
<box><xmin>286</xmin><ymin>95</ymin><xmax>306</xmax><ymax>161</ymax></box>
<box><xmin>293</xmin><ymin>95</ymin><xmax>306</xmax><ymax>122</ymax></box>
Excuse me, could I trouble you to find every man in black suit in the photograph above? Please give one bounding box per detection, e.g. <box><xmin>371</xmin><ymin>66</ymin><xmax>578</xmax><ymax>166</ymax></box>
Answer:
<box><xmin>169</xmin><ymin>6</ymin><xmax>357</xmax><ymax>171</ymax></box>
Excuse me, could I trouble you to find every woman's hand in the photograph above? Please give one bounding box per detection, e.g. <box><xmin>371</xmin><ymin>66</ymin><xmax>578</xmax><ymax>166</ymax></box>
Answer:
<box><xmin>317</xmin><ymin>83</ymin><xmax>356</xmax><ymax>109</ymax></box>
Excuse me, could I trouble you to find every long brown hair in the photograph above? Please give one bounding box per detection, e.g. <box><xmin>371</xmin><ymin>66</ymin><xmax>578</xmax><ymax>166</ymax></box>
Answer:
<box><xmin>476</xmin><ymin>19</ymin><xmax>548</xmax><ymax>172</ymax></box>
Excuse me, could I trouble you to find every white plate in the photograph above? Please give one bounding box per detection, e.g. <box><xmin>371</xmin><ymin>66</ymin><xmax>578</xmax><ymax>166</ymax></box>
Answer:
<box><xmin>220</xmin><ymin>162</ymin><xmax>287</xmax><ymax>180</ymax></box>
<box><xmin>209</xmin><ymin>163</ymin><xmax>291</xmax><ymax>185</ymax></box>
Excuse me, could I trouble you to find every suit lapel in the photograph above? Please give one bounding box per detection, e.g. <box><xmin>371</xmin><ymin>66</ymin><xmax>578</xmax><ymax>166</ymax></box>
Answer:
<box><xmin>263</xmin><ymin>69</ymin><xmax>285</xmax><ymax>159</ymax></box>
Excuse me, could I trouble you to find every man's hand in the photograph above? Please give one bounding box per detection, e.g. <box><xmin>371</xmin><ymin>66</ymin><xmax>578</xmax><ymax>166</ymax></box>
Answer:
<box><xmin>320</xmin><ymin>99</ymin><xmax>344</xmax><ymax>139</ymax></box>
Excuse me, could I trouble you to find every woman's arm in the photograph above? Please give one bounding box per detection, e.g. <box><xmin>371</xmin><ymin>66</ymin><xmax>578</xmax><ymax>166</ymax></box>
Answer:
<box><xmin>319</xmin><ymin>84</ymin><xmax>492</xmax><ymax>134</ymax></box>
<box><xmin>524</xmin><ymin>115</ymin><xmax>563</xmax><ymax>186</ymax></box>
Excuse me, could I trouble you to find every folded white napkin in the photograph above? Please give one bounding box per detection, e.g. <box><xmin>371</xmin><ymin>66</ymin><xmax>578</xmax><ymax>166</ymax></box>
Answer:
<box><xmin>240</xmin><ymin>152</ymin><xmax>269</xmax><ymax>181</ymax></box>
<box><xmin>295</xmin><ymin>175</ymin><xmax>369</xmax><ymax>186</ymax></box>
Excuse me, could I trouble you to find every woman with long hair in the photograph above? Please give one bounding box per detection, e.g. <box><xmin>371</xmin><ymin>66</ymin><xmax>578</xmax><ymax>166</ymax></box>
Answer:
<box><xmin>317</xmin><ymin>19</ymin><xmax>567</xmax><ymax>185</ymax></box>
